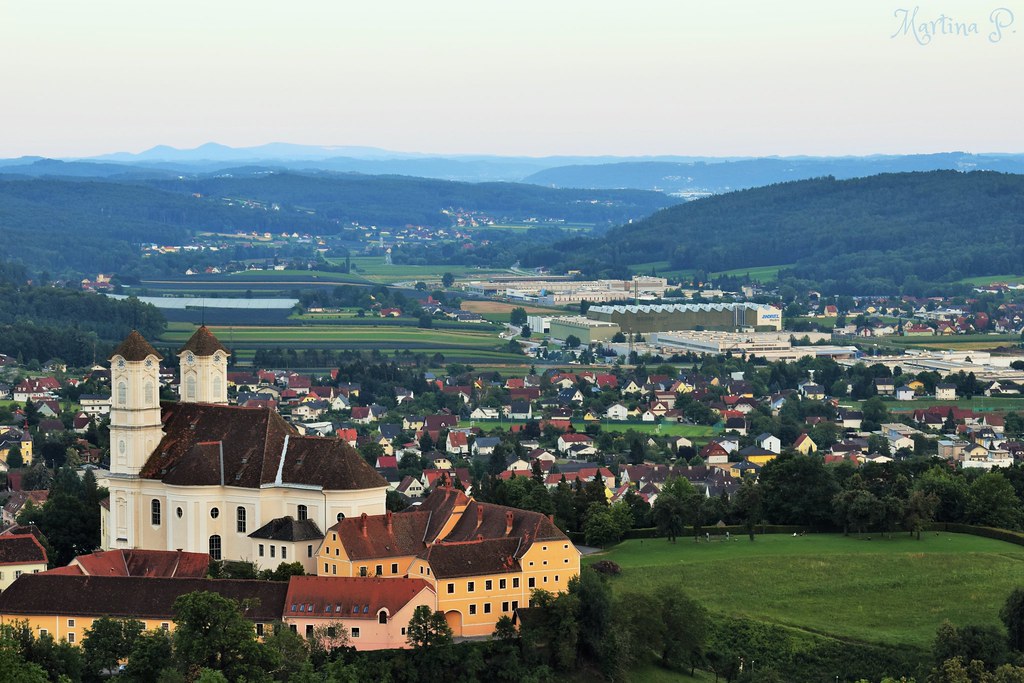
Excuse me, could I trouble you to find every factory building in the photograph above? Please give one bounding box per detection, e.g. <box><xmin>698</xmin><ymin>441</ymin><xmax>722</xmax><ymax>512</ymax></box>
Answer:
<box><xmin>587</xmin><ymin>303</ymin><xmax>782</xmax><ymax>333</ymax></box>
<box><xmin>548</xmin><ymin>316</ymin><xmax>621</xmax><ymax>345</ymax></box>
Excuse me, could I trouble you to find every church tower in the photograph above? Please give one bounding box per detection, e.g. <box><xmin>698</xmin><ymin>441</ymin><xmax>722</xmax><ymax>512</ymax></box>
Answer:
<box><xmin>108</xmin><ymin>330</ymin><xmax>164</xmax><ymax>477</ymax></box>
<box><xmin>177</xmin><ymin>325</ymin><xmax>230</xmax><ymax>405</ymax></box>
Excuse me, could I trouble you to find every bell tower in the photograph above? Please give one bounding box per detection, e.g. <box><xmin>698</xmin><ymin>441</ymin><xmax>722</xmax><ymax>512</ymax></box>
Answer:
<box><xmin>178</xmin><ymin>325</ymin><xmax>230</xmax><ymax>405</ymax></box>
<box><xmin>108</xmin><ymin>330</ymin><xmax>164</xmax><ymax>477</ymax></box>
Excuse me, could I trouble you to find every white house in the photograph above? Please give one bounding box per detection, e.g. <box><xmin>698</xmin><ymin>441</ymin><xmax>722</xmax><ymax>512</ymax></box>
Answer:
<box><xmin>604</xmin><ymin>404</ymin><xmax>629</xmax><ymax>421</ymax></box>
<box><xmin>935</xmin><ymin>384</ymin><xmax>957</xmax><ymax>401</ymax></box>
<box><xmin>755</xmin><ymin>433</ymin><xmax>781</xmax><ymax>454</ymax></box>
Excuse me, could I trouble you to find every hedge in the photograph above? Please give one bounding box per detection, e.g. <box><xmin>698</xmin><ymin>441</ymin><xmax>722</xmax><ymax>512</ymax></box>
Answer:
<box><xmin>623</xmin><ymin>524</ymin><xmax>811</xmax><ymax>540</ymax></box>
<box><xmin>928</xmin><ymin>522</ymin><xmax>1024</xmax><ymax>546</ymax></box>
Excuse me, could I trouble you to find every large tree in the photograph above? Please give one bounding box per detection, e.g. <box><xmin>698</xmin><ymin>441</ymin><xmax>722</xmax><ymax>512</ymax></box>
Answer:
<box><xmin>171</xmin><ymin>591</ymin><xmax>269</xmax><ymax>681</ymax></box>
<box><xmin>759</xmin><ymin>453</ymin><xmax>838</xmax><ymax>527</ymax></box>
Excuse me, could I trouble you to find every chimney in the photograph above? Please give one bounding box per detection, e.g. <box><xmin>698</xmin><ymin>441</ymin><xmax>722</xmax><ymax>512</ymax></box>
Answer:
<box><xmin>548</xmin><ymin>514</ymin><xmax>555</xmax><ymax>524</ymax></box>
<box><xmin>476</xmin><ymin>505</ymin><xmax>484</xmax><ymax>527</ymax></box>
<box><xmin>360</xmin><ymin>512</ymin><xmax>368</xmax><ymax>537</ymax></box>
<box><xmin>505</xmin><ymin>510</ymin><xmax>514</xmax><ymax>536</ymax></box>
<box><xmin>386</xmin><ymin>510</ymin><xmax>393</xmax><ymax>533</ymax></box>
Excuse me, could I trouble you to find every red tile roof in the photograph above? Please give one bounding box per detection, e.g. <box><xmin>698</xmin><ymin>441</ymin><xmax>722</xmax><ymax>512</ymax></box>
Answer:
<box><xmin>329</xmin><ymin>510</ymin><xmax>432</xmax><ymax>560</ymax></box>
<box><xmin>59</xmin><ymin>549</ymin><xmax>209</xmax><ymax>578</ymax></box>
<box><xmin>0</xmin><ymin>534</ymin><xmax>47</xmax><ymax>566</ymax></box>
<box><xmin>285</xmin><ymin>576</ymin><xmax>433</xmax><ymax>619</ymax></box>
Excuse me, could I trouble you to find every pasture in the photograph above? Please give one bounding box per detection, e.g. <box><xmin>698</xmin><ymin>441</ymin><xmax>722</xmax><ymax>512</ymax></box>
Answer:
<box><xmin>711</xmin><ymin>263</ymin><xmax>794</xmax><ymax>282</ymax></box>
<box><xmin>586</xmin><ymin>532</ymin><xmax>1024</xmax><ymax>649</ymax></box>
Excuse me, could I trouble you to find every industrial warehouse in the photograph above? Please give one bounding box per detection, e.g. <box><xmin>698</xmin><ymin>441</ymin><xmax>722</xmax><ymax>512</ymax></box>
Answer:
<box><xmin>585</xmin><ymin>302</ymin><xmax>782</xmax><ymax>333</ymax></box>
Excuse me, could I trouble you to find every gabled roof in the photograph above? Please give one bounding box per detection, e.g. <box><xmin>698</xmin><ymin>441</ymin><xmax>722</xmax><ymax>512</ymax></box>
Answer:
<box><xmin>0</xmin><ymin>575</ymin><xmax>286</xmax><ymax>621</ymax></box>
<box><xmin>112</xmin><ymin>330</ymin><xmax>163</xmax><ymax>362</ymax></box>
<box><xmin>418</xmin><ymin>538</ymin><xmax>522</xmax><ymax>579</ymax></box>
<box><xmin>248</xmin><ymin>517</ymin><xmax>324</xmax><ymax>542</ymax></box>
<box><xmin>284</xmin><ymin>576</ymin><xmax>434</xmax><ymax>619</ymax></box>
<box><xmin>0</xmin><ymin>534</ymin><xmax>47</xmax><ymax>566</ymax></box>
<box><xmin>55</xmin><ymin>549</ymin><xmax>208</xmax><ymax>578</ymax></box>
<box><xmin>329</xmin><ymin>510</ymin><xmax>432</xmax><ymax>560</ymax></box>
<box><xmin>141</xmin><ymin>403</ymin><xmax>386</xmax><ymax>492</ymax></box>
<box><xmin>178</xmin><ymin>325</ymin><xmax>230</xmax><ymax>357</ymax></box>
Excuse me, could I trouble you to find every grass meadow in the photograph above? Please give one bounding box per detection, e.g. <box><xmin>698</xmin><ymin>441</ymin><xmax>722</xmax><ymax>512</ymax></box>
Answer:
<box><xmin>586</xmin><ymin>533</ymin><xmax>1024</xmax><ymax>649</ymax></box>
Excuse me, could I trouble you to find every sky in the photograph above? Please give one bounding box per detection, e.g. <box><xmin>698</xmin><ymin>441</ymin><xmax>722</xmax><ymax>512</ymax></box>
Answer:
<box><xmin>2</xmin><ymin>0</ymin><xmax>1022</xmax><ymax>158</ymax></box>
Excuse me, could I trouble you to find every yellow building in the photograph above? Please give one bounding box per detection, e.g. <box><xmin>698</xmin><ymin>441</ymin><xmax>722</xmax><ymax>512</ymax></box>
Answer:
<box><xmin>0</xmin><ymin>574</ymin><xmax>287</xmax><ymax>644</ymax></box>
<box><xmin>793</xmin><ymin>433</ymin><xmax>818</xmax><ymax>455</ymax></box>
<box><xmin>0</xmin><ymin>428</ymin><xmax>32</xmax><ymax>467</ymax></box>
<box><xmin>318</xmin><ymin>488</ymin><xmax>581</xmax><ymax>638</ymax></box>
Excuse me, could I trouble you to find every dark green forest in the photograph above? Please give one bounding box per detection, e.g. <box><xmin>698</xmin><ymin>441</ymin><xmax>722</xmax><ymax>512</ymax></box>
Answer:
<box><xmin>0</xmin><ymin>262</ymin><xmax>165</xmax><ymax>366</ymax></box>
<box><xmin>0</xmin><ymin>172</ymin><xmax>674</xmax><ymax>279</ymax></box>
<box><xmin>521</xmin><ymin>171</ymin><xmax>1024</xmax><ymax>295</ymax></box>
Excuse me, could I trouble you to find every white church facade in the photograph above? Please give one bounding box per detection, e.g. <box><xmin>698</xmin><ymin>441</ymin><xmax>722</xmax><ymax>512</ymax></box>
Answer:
<box><xmin>100</xmin><ymin>327</ymin><xmax>387</xmax><ymax>573</ymax></box>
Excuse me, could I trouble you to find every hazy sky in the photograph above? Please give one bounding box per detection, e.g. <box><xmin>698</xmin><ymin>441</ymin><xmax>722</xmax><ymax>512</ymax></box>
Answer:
<box><xmin>2</xmin><ymin>0</ymin><xmax>1021</xmax><ymax>157</ymax></box>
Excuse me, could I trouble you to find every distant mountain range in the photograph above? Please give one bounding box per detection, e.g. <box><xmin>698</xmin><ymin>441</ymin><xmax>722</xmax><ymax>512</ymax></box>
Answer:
<box><xmin>3</xmin><ymin>143</ymin><xmax>1020</xmax><ymax>191</ymax></box>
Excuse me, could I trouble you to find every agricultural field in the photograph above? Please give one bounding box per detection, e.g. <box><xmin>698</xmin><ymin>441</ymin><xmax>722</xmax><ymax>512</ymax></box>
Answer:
<box><xmin>338</xmin><ymin>257</ymin><xmax>512</xmax><ymax>285</ymax></box>
<box><xmin>627</xmin><ymin>261</ymin><xmax>696</xmax><ymax>282</ymax></box>
<box><xmin>156</xmin><ymin>322</ymin><xmax>522</xmax><ymax>365</ymax></box>
<box><xmin>586</xmin><ymin>532</ymin><xmax>1024</xmax><ymax>649</ymax></box>
<box><xmin>955</xmin><ymin>274</ymin><xmax>1024</xmax><ymax>286</ymax></box>
<box><xmin>867</xmin><ymin>333</ymin><xmax>1021</xmax><ymax>352</ymax></box>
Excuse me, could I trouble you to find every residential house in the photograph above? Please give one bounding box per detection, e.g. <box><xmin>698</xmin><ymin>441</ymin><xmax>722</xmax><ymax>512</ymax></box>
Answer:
<box><xmin>935</xmin><ymin>384</ymin><xmax>957</xmax><ymax>401</ymax></box>
<box><xmin>0</xmin><ymin>534</ymin><xmax>48</xmax><ymax>592</ymax></box>
<box><xmin>604</xmin><ymin>403</ymin><xmax>629</xmax><ymax>421</ymax></box>
<box><xmin>446</xmin><ymin>431</ymin><xmax>470</xmax><ymax>456</ymax></box>
<box><xmin>895</xmin><ymin>386</ymin><xmax>915</xmax><ymax>401</ymax></box>
<box><xmin>282</xmin><ymin>576</ymin><xmax>435</xmax><ymax>649</ymax></box>
<box><xmin>755</xmin><ymin>432</ymin><xmax>781</xmax><ymax>455</ymax></box>
<box><xmin>556</xmin><ymin>433</ymin><xmax>593</xmax><ymax>453</ymax></box>
<box><xmin>793</xmin><ymin>433</ymin><xmax>818</xmax><ymax>454</ymax></box>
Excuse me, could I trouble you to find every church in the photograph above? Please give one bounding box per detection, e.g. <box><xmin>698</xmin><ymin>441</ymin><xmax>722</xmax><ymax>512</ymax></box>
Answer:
<box><xmin>100</xmin><ymin>327</ymin><xmax>387</xmax><ymax>571</ymax></box>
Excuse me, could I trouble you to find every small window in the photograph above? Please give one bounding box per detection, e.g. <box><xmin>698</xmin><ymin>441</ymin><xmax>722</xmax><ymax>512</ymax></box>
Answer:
<box><xmin>324</xmin><ymin>563</ymin><xmax>329</xmax><ymax>573</ymax></box>
<box><xmin>176</xmin><ymin>507</ymin><xmax>183</xmax><ymax>518</ymax></box>
<box><xmin>337</xmin><ymin>513</ymin><xmax>344</xmax><ymax>522</ymax></box>
<box><xmin>298</xmin><ymin>505</ymin><xmax>308</xmax><ymax>521</ymax></box>
<box><xmin>500</xmin><ymin>579</ymin><xmax>507</xmax><ymax>590</ymax></box>
<box><xmin>68</xmin><ymin>633</ymin><xmax>75</xmax><ymax>644</ymax></box>
<box><xmin>513</xmin><ymin>578</ymin><xmax>520</xmax><ymax>588</ymax></box>
<box><xmin>327</xmin><ymin>627</ymin><xmax>336</xmax><ymax>637</ymax></box>
<box><xmin>151</xmin><ymin>500</ymin><xmax>161</xmax><ymax>526</ymax></box>
<box><xmin>40</xmin><ymin>629</ymin><xmax>48</xmax><ymax>637</ymax></box>
<box><xmin>467</xmin><ymin>581</ymin><xmax>475</xmax><ymax>592</ymax></box>
<box><xmin>401</xmin><ymin>627</ymin><xmax>406</xmax><ymax>636</ymax></box>
<box><xmin>512</xmin><ymin>601</ymin><xmax>519</xmax><ymax>612</ymax></box>
<box><xmin>332</xmin><ymin>565</ymin><xmax>337</xmax><ymax>575</ymax></box>
<box><xmin>360</xmin><ymin>566</ymin><xmax>367</xmax><ymax>577</ymax></box>
<box><xmin>375</xmin><ymin>564</ymin><xmax>383</xmax><ymax>576</ymax></box>
<box><xmin>469</xmin><ymin>604</ymin><xmax>477</xmax><ymax>615</ymax></box>
<box><xmin>484</xmin><ymin>603</ymin><xmax>491</xmax><ymax>614</ymax></box>
<box><xmin>378</xmin><ymin>611</ymin><xmax>388</xmax><ymax>624</ymax></box>
<box><xmin>237</xmin><ymin>507</ymin><xmax>247</xmax><ymax>533</ymax></box>
<box><xmin>502</xmin><ymin>601</ymin><xmax>509</xmax><ymax>612</ymax></box>
<box><xmin>307</xmin><ymin>545</ymin><xmax>313</xmax><ymax>558</ymax></box>
<box><xmin>555</xmin><ymin>575</ymin><xmax>559</xmax><ymax>583</ymax></box>
<box><xmin>210</xmin><ymin>507</ymin><xmax>220</xmax><ymax>519</ymax></box>
<box><xmin>259</xmin><ymin>544</ymin><xmax>265</xmax><ymax>557</ymax></box>
<box><xmin>391</xmin><ymin>563</ymin><xmax>398</xmax><ymax>574</ymax></box>
<box><xmin>529</xmin><ymin>577</ymin><xmax>536</xmax><ymax>588</ymax></box>
<box><xmin>305</xmin><ymin>625</ymin><xmax>314</xmax><ymax>638</ymax></box>
<box><xmin>281</xmin><ymin>546</ymin><xmax>287</xmax><ymax>559</ymax></box>
<box><xmin>209</xmin><ymin>535</ymin><xmax>222</xmax><ymax>561</ymax></box>
<box><xmin>352</xmin><ymin>628</ymin><xmax>360</xmax><ymax>638</ymax></box>
<box><xmin>447</xmin><ymin>583</ymin><xmax>455</xmax><ymax>594</ymax></box>
<box><xmin>256</xmin><ymin>623</ymin><xmax>264</xmax><ymax>637</ymax></box>
<box><xmin>67</xmin><ymin>619</ymin><xmax>75</xmax><ymax>628</ymax></box>
<box><xmin>291</xmin><ymin>604</ymin><xmax>297</xmax><ymax>612</ymax></box>
<box><xmin>485</xmin><ymin>580</ymin><xmax>492</xmax><ymax>591</ymax></box>
<box><xmin>161</xmin><ymin>623</ymin><xmax>169</xmax><ymax>632</ymax></box>
<box><xmin>270</xmin><ymin>546</ymin><xmax>276</xmax><ymax>558</ymax></box>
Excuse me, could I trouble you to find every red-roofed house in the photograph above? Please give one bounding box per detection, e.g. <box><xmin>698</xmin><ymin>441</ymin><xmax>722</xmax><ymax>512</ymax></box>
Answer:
<box><xmin>0</xmin><ymin>534</ymin><xmax>48</xmax><ymax>591</ymax></box>
<box><xmin>282</xmin><ymin>576</ymin><xmax>436</xmax><ymax>650</ymax></box>
<box><xmin>446</xmin><ymin>431</ymin><xmax>470</xmax><ymax>455</ymax></box>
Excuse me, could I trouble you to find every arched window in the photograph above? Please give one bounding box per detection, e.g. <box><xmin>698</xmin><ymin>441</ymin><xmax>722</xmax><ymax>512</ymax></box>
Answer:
<box><xmin>151</xmin><ymin>499</ymin><xmax>161</xmax><ymax>526</ymax></box>
<box><xmin>237</xmin><ymin>507</ymin><xmax>247</xmax><ymax>533</ymax></box>
<box><xmin>297</xmin><ymin>505</ymin><xmax>308</xmax><ymax>521</ymax></box>
<box><xmin>144</xmin><ymin>381</ymin><xmax>154</xmax><ymax>406</ymax></box>
<box><xmin>209</xmin><ymin>535</ymin><xmax>222</xmax><ymax>560</ymax></box>
<box><xmin>378</xmin><ymin>611</ymin><xmax>388</xmax><ymax>625</ymax></box>
<box><xmin>117</xmin><ymin>381</ymin><xmax>127</xmax><ymax>407</ymax></box>
<box><xmin>185</xmin><ymin>374</ymin><xmax>197</xmax><ymax>401</ymax></box>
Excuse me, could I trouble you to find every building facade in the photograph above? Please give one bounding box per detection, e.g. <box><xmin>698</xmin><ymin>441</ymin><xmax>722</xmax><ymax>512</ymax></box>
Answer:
<box><xmin>101</xmin><ymin>327</ymin><xmax>388</xmax><ymax>568</ymax></box>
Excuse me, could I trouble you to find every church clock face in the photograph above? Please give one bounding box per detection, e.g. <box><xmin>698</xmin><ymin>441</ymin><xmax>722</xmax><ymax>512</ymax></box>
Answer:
<box><xmin>213</xmin><ymin>354</ymin><xmax>221</xmax><ymax>364</ymax></box>
<box><xmin>145</xmin><ymin>359</ymin><xmax>153</xmax><ymax>367</ymax></box>
<box><xmin>117</xmin><ymin>358</ymin><xmax>126</xmax><ymax>369</ymax></box>
<box><xmin>186</xmin><ymin>352</ymin><xmax>195</xmax><ymax>365</ymax></box>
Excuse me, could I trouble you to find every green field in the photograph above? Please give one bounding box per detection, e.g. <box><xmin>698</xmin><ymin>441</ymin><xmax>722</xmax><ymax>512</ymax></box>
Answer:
<box><xmin>955</xmin><ymin>274</ymin><xmax>1024</xmax><ymax>286</ymax></box>
<box><xmin>157</xmin><ymin>322</ymin><xmax>523</xmax><ymax>365</ymax></box>
<box><xmin>711</xmin><ymin>263</ymin><xmax>794</xmax><ymax>282</ymax></box>
<box><xmin>880</xmin><ymin>396</ymin><xmax>1024</xmax><ymax>412</ymax></box>
<box><xmin>628</xmin><ymin>261</ymin><xmax>696</xmax><ymax>281</ymax></box>
<box><xmin>586</xmin><ymin>533</ymin><xmax>1024</xmax><ymax>649</ymax></box>
<box><xmin>868</xmin><ymin>333</ymin><xmax>1020</xmax><ymax>351</ymax></box>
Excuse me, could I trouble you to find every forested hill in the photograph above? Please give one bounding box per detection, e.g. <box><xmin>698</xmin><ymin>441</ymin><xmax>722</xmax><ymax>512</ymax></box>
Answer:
<box><xmin>0</xmin><ymin>173</ymin><xmax>675</xmax><ymax>278</ymax></box>
<box><xmin>526</xmin><ymin>171</ymin><xmax>1024</xmax><ymax>295</ymax></box>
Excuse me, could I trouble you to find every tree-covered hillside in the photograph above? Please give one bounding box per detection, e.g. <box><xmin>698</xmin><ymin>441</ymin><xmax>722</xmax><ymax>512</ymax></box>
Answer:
<box><xmin>527</xmin><ymin>171</ymin><xmax>1024</xmax><ymax>294</ymax></box>
<box><xmin>0</xmin><ymin>173</ymin><xmax>675</xmax><ymax>279</ymax></box>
